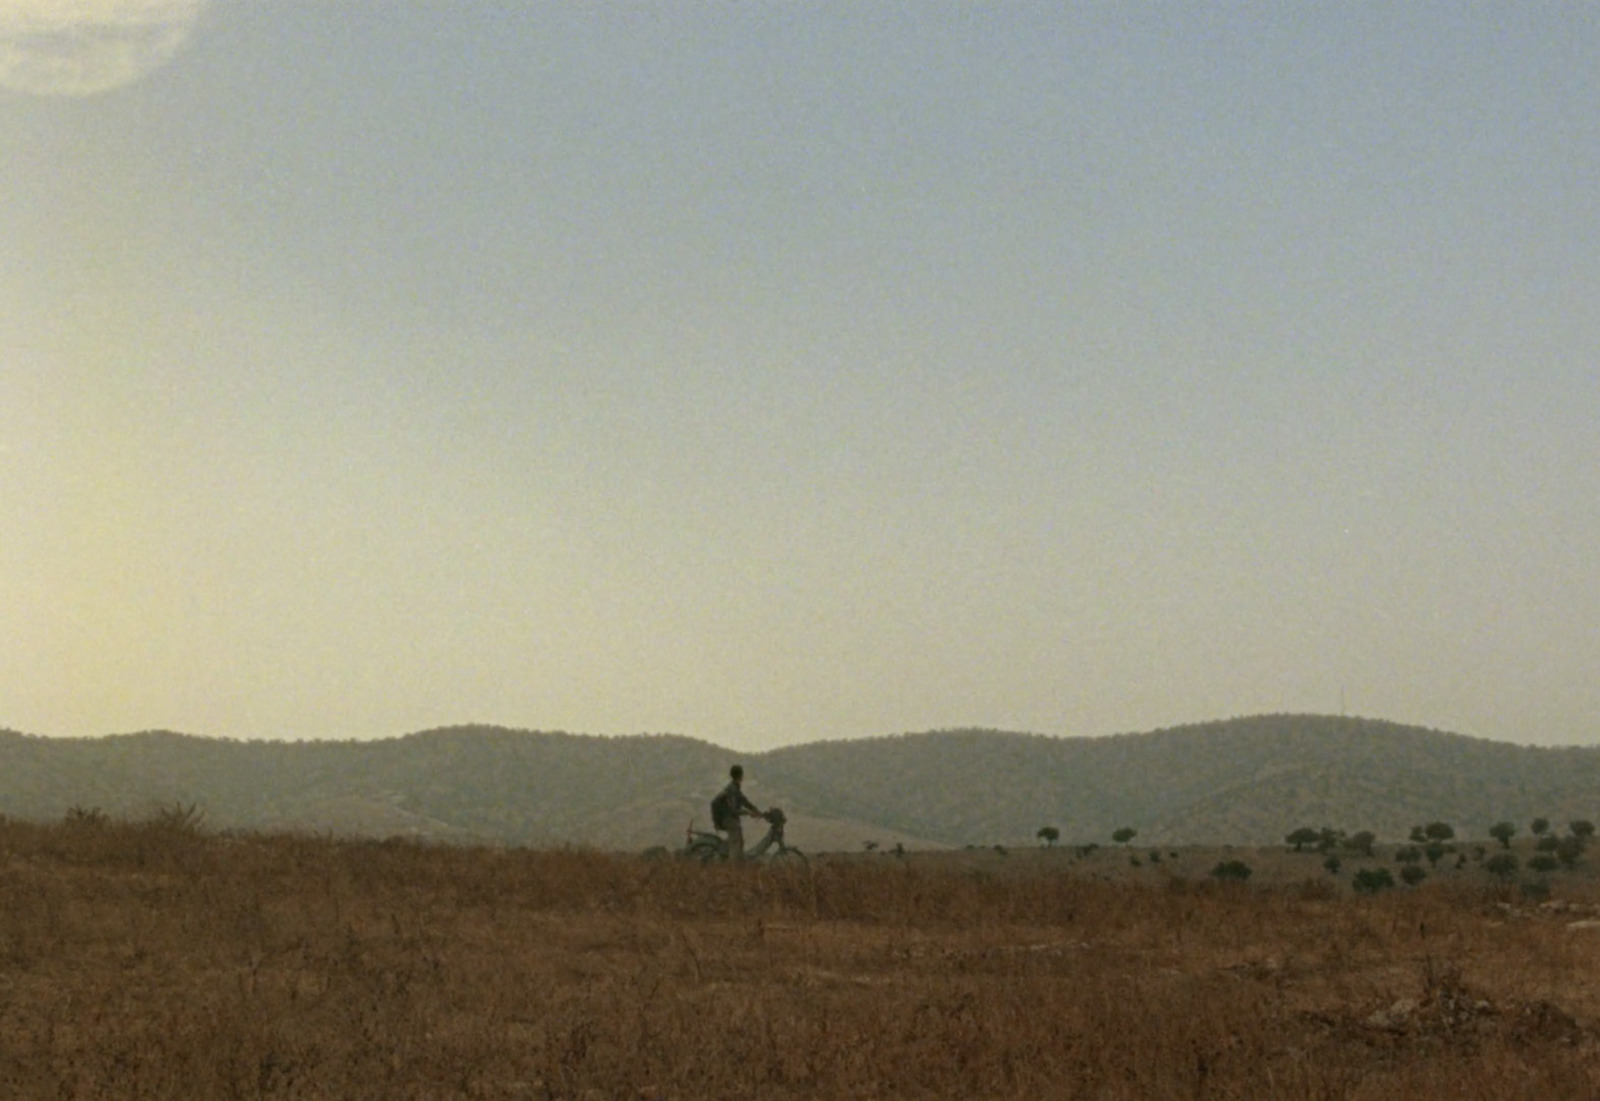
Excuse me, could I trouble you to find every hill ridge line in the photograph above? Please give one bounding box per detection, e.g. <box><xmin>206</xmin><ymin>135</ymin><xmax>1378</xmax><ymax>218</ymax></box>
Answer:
<box><xmin>2</xmin><ymin>715</ymin><xmax>1595</xmax><ymax>848</ymax></box>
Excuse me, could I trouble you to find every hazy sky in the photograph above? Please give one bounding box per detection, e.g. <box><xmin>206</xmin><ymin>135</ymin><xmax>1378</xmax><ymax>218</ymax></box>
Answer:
<box><xmin>3</xmin><ymin>2</ymin><xmax>1597</xmax><ymax>748</ymax></box>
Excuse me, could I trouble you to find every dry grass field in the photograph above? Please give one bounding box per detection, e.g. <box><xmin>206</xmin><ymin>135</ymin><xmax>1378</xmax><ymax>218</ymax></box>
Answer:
<box><xmin>3</xmin><ymin>815</ymin><xmax>1600</xmax><ymax>1099</ymax></box>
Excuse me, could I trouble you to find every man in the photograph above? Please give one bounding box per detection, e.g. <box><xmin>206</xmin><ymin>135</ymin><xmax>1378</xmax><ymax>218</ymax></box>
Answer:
<box><xmin>712</xmin><ymin>764</ymin><xmax>763</xmax><ymax>862</ymax></box>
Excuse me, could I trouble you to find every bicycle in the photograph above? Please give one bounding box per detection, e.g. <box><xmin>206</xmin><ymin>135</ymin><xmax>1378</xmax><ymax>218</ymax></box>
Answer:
<box><xmin>684</xmin><ymin>806</ymin><xmax>805</xmax><ymax>864</ymax></box>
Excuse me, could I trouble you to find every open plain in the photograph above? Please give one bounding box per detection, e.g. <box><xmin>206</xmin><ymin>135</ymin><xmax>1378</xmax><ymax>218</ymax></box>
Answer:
<box><xmin>2</xmin><ymin>815</ymin><xmax>1599</xmax><ymax>1099</ymax></box>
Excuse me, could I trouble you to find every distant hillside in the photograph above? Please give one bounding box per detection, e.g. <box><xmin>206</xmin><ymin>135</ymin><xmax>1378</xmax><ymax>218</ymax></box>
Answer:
<box><xmin>2</xmin><ymin>716</ymin><xmax>1598</xmax><ymax>848</ymax></box>
<box><xmin>761</xmin><ymin>715</ymin><xmax>1600</xmax><ymax>845</ymax></box>
<box><xmin>0</xmin><ymin>727</ymin><xmax>730</xmax><ymax>847</ymax></box>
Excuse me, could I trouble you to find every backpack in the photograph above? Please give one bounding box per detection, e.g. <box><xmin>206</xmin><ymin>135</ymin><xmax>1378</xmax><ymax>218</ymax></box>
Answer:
<box><xmin>710</xmin><ymin>791</ymin><xmax>734</xmax><ymax>831</ymax></box>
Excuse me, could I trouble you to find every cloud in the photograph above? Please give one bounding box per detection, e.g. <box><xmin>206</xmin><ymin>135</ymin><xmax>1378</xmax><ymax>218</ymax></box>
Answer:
<box><xmin>0</xmin><ymin>0</ymin><xmax>208</xmax><ymax>96</ymax></box>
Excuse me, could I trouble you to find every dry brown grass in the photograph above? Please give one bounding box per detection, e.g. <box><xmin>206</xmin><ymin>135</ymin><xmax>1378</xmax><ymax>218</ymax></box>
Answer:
<box><xmin>3</xmin><ymin>816</ymin><xmax>1599</xmax><ymax>1099</ymax></box>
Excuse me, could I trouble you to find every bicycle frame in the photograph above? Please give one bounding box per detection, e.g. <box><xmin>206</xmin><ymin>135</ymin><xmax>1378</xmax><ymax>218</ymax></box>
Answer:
<box><xmin>684</xmin><ymin>807</ymin><xmax>802</xmax><ymax>863</ymax></box>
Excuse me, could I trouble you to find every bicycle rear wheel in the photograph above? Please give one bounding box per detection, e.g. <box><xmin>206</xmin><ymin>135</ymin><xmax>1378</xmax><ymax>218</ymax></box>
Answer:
<box><xmin>684</xmin><ymin>837</ymin><xmax>724</xmax><ymax>864</ymax></box>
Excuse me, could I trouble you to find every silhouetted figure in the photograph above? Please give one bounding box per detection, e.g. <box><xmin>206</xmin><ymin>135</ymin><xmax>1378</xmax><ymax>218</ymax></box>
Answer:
<box><xmin>711</xmin><ymin>764</ymin><xmax>762</xmax><ymax>862</ymax></box>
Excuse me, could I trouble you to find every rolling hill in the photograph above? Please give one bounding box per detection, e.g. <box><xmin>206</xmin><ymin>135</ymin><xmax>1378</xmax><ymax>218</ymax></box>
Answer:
<box><xmin>761</xmin><ymin>715</ymin><xmax>1600</xmax><ymax>845</ymax></box>
<box><xmin>1</xmin><ymin>715</ymin><xmax>1596</xmax><ymax>848</ymax></box>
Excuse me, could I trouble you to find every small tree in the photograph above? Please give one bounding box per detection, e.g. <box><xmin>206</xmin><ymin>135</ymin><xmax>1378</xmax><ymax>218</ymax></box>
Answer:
<box><xmin>1531</xmin><ymin>817</ymin><xmax>1551</xmax><ymax>837</ymax></box>
<box><xmin>1489</xmin><ymin>821</ymin><xmax>1516</xmax><ymax>849</ymax></box>
<box><xmin>1285</xmin><ymin>827</ymin><xmax>1320</xmax><ymax>852</ymax></box>
<box><xmin>1409</xmin><ymin>825</ymin><xmax>1428</xmax><ymax>845</ymax></box>
<box><xmin>1529</xmin><ymin>853</ymin><xmax>1560</xmax><ymax>874</ymax></box>
<box><xmin>1423</xmin><ymin>821</ymin><xmax>1455</xmax><ymax>842</ymax></box>
<box><xmin>1037</xmin><ymin>826</ymin><xmax>1060</xmax><ymax>848</ymax></box>
<box><xmin>1112</xmin><ymin>827</ymin><xmax>1137</xmax><ymax>845</ymax></box>
<box><xmin>1323</xmin><ymin>854</ymin><xmax>1342</xmax><ymax>876</ymax></box>
<box><xmin>1557</xmin><ymin>835</ymin><xmax>1586</xmax><ymax>868</ymax></box>
<box><xmin>1571</xmin><ymin>820</ymin><xmax>1596</xmax><ymax>842</ymax></box>
<box><xmin>1344</xmin><ymin>830</ymin><xmax>1377</xmax><ymax>857</ymax></box>
<box><xmin>1424</xmin><ymin>841</ymin><xmax>1449</xmax><ymax>868</ymax></box>
<box><xmin>1394</xmin><ymin>845</ymin><xmax>1422</xmax><ymax>865</ymax></box>
<box><xmin>1400</xmin><ymin>864</ymin><xmax>1427</xmax><ymax>887</ymax></box>
<box><xmin>1536</xmin><ymin>835</ymin><xmax>1560</xmax><ymax>854</ymax></box>
<box><xmin>1485</xmin><ymin>852</ymin><xmax>1519</xmax><ymax>879</ymax></box>
<box><xmin>1352</xmin><ymin>867</ymin><xmax>1395</xmax><ymax>894</ymax></box>
<box><xmin>1316</xmin><ymin>827</ymin><xmax>1345</xmax><ymax>853</ymax></box>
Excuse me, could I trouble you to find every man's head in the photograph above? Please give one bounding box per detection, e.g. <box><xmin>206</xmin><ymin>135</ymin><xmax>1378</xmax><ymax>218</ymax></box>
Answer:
<box><xmin>730</xmin><ymin>764</ymin><xmax>744</xmax><ymax>782</ymax></box>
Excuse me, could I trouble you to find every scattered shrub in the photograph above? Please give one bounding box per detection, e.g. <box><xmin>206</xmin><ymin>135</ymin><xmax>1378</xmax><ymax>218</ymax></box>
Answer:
<box><xmin>1557</xmin><ymin>835</ymin><xmax>1586</xmax><ymax>868</ymax></box>
<box><xmin>1485</xmin><ymin>852</ymin><xmax>1519</xmax><ymax>879</ymax></box>
<box><xmin>1352</xmin><ymin>867</ymin><xmax>1395</xmax><ymax>894</ymax></box>
<box><xmin>1423</xmin><ymin>821</ymin><xmax>1455</xmax><ymax>842</ymax></box>
<box><xmin>1210</xmin><ymin>860</ymin><xmax>1252</xmax><ymax>882</ymax></box>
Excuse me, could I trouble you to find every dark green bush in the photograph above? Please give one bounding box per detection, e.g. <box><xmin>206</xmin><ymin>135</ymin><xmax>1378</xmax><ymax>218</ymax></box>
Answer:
<box><xmin>1352</xmin><ymin>867</ymin><xmax>1395</xmax><ymax>894</ymax></box>
<box><xmin>1210</xmin><ymin>860</ymin><xmax>1252</xmax><ymax>882</ymax></box>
